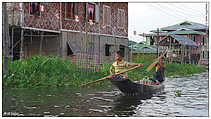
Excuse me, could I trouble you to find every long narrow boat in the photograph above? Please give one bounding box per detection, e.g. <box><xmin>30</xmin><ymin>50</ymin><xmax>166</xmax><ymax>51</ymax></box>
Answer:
<box><xmin>110</xmin><ymin>79</ymin><xmax>164</xmax><ymax>97</ymax></box>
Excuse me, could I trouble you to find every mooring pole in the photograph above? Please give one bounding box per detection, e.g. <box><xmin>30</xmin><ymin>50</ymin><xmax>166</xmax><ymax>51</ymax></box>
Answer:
<box><xmin>157</xmin><ymin>28</ymin><xmax>159</xmax><ymax>58</ymax></box>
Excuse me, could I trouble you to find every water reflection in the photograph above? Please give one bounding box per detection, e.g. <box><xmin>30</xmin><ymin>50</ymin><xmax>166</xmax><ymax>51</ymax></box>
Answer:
<box><xmin>111</xmin><ymin>96</ymin><xmax>146</xmax><ymax>116</ymax></box>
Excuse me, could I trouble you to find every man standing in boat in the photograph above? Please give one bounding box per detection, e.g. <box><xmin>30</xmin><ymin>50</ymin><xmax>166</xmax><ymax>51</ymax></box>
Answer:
<box><xmin>148</xmin><ymin>57</ymin><xmax>165</xmax><ymax>85</ymax></box>
<box><xmin>108</xmin><ymin>51</ymin><xmax>144</xmax><ymax>80</ymax></box>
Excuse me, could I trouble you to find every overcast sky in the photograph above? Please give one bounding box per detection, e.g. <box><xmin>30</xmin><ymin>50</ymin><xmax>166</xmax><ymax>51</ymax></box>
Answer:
<box><xmin>128</xmin><ymin>2</ymin><xmax>207</xmax><ymax>42</ymax></box>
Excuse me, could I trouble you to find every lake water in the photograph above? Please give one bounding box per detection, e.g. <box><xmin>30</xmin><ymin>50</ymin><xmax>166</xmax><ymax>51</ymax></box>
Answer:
<box><xmin>3</xmin><ymin>72</ymin><xmax>208</xmax><ymax>117</ymax></box>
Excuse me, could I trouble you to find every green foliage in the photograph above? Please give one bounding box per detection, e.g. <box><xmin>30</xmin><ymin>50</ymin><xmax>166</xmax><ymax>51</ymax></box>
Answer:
<box><xmin>3</xmin><ymin>54</ymin><xmax>207</xmax><ymax>88</ymax></box>
<box><xmin>132</xmin><ymin>54</ymin><xmax>206</xmax><ymax>78</ymax></box>
<box><xmin>165</xmin><ymin>62</ymin><xmax>206</xmax><ymax>76</ymax></box>
<box><xmin>3</xmin><ymin>56</ymin><xmax>103</xmax><ymax>88</ymax></box>
<box><xmin>175</xmin><ymin>90</ymin><xmax>182</xmax><ymax>97</ymax></box>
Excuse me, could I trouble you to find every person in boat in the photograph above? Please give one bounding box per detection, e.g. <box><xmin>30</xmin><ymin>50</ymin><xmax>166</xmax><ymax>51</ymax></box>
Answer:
<box><xmin>108</xmin><ymin>51</ymin><xmax>144</xmax><ymax>80</ymax></box>
<box><xmin>148</xmin><ymin>57</ymin><xmax>165</xmax><ymax>85</ymax></box>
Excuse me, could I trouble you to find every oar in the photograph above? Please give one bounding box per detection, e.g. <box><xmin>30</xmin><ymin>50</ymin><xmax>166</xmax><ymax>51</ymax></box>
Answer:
<box><xmin>147</xmin><ymin>48</ymin><xmax>168</xmax><ymax>71</ymax></box>
<box><xmin>80</xmin><ymin>65</ymin><xmax>141</xmax><ymax>87</ymax></box>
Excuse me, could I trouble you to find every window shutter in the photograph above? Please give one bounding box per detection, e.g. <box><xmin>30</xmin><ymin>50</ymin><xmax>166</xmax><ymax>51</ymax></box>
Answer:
<box><xmin>105</xmin><ymin>7</ymin><xmax>107</xmax><ymax>25</ymax></box>
<box><xmin>108</xmin><ymin>7</ymin><xmax>111</xmax><ymax>25</ymax></box>
<box><xmin>74</xmin><ymin>3</ymin><xmax>78</xmax><ymax>16</ymax></box>
<box><xmin>120</xmin><ymin>10</ymin><xmax>122</xmax><ymax>27</ymax></box>
<box><xmin>117</xmin><ymin>9</ymin><xmax>120</xmax><ymax>27</ymax></box>
<box><xmin>123</xmin><ymin>10</ymin><xmax>125</xmax><ymax>28</ymax></box>
<box><xmin>95</xmin><ymin>4</ymin><xmax>100</xmax><ymax>23</ymax></box>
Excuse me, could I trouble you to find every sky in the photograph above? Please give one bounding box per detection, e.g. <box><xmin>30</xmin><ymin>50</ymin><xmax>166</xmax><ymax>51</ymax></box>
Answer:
<box><xmin>128</xmin><ymin>2</ymin><xmax>207</xmax><ymax>43</ymax></box>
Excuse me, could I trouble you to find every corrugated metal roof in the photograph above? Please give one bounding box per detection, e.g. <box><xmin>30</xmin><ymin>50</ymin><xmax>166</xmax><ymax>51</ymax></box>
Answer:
<box><xmin>149</xmin><ymin>30</ymin><xmax>167</xmax><ymax>33</ymax></box>
<box><xmin>144</xmin><ymin>32</ymin><xmax>169</xmax><ymax>36</ymax></box>
<box><xmin>170</xmin><ymin>35</ymin><xmax>198</xmax><ymax>46</ymax></box>
<box><xmin>169</xmin><ymin>30</ymin><xmax>206</xmax><ymax>35</ymax></box>
<box><xmin>132</xmin><ymin>46</ymin><xmax>157</xmax><ymax>53</ymax></box>
<box><xmin>144</xmin><ymin>29</ymin><xmax>206</xmax><ymax>36</ymax></box>
<box><xmin>160</xmin><ymin>21</ymin><xmax>208</xmax><ymax>31</ymax></box>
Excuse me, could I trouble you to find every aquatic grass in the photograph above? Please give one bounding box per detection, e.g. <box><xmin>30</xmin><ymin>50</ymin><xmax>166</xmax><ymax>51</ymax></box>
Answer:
<box><xmin>3</xmin><ymin>55</ymin><xmax>207</xmax><ymax>88</ymax></box>
<box><xmin>131</xmin><ymin>54</ymin><xmax>206</xmax><ymax>78</ymax></box>
<box><xmin>3</xmin><ymin>56</ymin><xmax>103</xmax><ymax>88</ymax></box>
<box><xmin>165</xmin><ymin>62</ymin><xmax>206</xmax><ymax>76</ymax></box>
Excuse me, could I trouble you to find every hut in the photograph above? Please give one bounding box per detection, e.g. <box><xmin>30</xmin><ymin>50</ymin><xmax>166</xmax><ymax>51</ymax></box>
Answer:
<box><xmin>142</xmin><ymin>21</ymin><xmax>208</xmax><ymax>64</ymax></box>
<box><xmin>159</xmin><ymin>34</ymin><xmax>199</xmax><ymax>64</ymax></box>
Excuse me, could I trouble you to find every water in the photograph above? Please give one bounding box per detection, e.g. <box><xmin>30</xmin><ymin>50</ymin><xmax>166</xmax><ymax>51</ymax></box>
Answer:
<box><xmin>3</xmin><ymin>72</ymin><xmax>208</xmax><ymax>117</ymax></box>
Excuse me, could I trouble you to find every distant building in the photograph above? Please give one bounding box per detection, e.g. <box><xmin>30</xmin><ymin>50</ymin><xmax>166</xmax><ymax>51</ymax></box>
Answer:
<box><xmin>141</xmin><ymin>21</ymin><xmax>208</xmax><ymax>64</ymax></box>
<box><xmin>6</xmin><ymin>2</ymin><xmax>129</xmax><ymax>64</ymax></box>
<box><xmin>130</xmin><ymin>43</ymin><xmax>157</xmax><ymax>54</ymax></box>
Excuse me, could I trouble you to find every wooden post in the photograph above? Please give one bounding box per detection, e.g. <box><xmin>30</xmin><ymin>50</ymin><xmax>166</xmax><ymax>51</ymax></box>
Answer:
<box><xmin>131</xmin><ymin>45</ymin><xmax>133</xmax><ymax>62</ymax></box>
<box><xmin>98</xmin><ymin>22</ymin><xmax>101</xmax><ymax>72</ymax></box>
<box><xmin>19</xmin><ymin>3</ymin><xmax>24</xmax><ymax>60</ymax></box>
<box><xmin>20</xmin><ymin>28</ymin><xmax>24</xmax><ymax>59</ymax></box>
<box><xmin>188</xmin><ymin>46</ymin><xmax>191</xmax><ymax>64</ymax></box>
<box><xmin>39</xmin><ymin>32</ymin><xmax>44</xmax><ymax>55</ymax></box>
<box><xmin>157</xmin><ymin>28</ymin><xmax>159</xmax><ymax>58</ymax></box>
<box><xmin>3</xmin><ymin>3</ymin><xmax>10</xmax><ymax>73</ymax></box>
<box><xmin>169</xmin><ymin>37</ymin><xmax>172</xmax><ymax>62</ymax></box>
<box><xmin>181</xmin><ymin>45</ymin><xmax>184</xmax><ymax>64</ymax></box>
<box><xmin>183</xmin><ymin>45</ymin><xmax>186</xmax><ymax>64</ymax></box>
<box><xmin>11</xmin><ymin>26</ymin><xmax>14</xmax><ymax>60</ymax></box>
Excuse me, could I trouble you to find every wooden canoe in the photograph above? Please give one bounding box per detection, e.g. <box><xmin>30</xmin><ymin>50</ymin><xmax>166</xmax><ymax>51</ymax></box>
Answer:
<box><xmin>110</xmin><ymin>79</ymin><xmax>164</xmax><ymax>97</ymax></box>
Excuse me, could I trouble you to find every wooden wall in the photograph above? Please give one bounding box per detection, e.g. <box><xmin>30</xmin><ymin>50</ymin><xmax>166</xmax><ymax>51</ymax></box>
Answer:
<box><xmin>61</xmin><ymin>31</ymin><xmax>129</xmax><ymax>63</ymax></box>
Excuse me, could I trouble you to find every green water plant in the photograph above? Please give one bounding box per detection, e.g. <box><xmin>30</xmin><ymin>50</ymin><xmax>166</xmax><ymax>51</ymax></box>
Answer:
<box><xmin>3</xmin><ymin>55</ymin><xmax>207</xmax><ymax>88</ymax></box>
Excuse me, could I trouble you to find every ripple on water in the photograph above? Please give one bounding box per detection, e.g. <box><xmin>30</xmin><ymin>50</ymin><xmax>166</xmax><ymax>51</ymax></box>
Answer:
<box><xmin>90</xmin><ymin>97</ymin><xmax>113</xmax><ymax>102</ymax></box>
<box><xmin>2</xmin><ymin>72</ymin><xmax>208</xmax><ymax>117</ymax></box>
<box><xmin>53</xmin><ymin>105</ymin><xmax>60</xmax><ymax>108</ymax></box>
<box><xmin>23</xmin><ymin>106</ymin><xmax>37</xmax><ymax>110</ymax></box>
<box><xmin>89</xmin><ymin>109</ymin><xmax>104</xmax><ymax>113</ymax></box>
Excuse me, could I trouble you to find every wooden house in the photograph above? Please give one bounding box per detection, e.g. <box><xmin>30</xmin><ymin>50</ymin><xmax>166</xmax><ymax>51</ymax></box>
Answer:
<box><xmin>6</xmin><ymin>2</ymin><xmax>129</xmax><ymax>66</ymax></box>
<box><xmin>141</xmin><ymin>21</ymin><xmax>208</xmax><ymax>64</ymax></box>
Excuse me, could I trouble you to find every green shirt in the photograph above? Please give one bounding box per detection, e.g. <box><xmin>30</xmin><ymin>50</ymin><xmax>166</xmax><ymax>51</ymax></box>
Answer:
<box><xmin>110</xmin><ymin>60</ymin><xmax>129</xmax><ymax>76</ymax></box>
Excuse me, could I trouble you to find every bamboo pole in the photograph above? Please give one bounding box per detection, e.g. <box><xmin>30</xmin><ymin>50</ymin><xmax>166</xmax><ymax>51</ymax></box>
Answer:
<box><xmin>81</xmin><ymin>65</ymin><xmax>141</xmax><ymax>87</ymax></box>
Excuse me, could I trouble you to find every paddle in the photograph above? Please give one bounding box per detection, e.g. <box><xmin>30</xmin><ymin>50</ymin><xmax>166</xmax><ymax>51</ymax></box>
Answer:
<box><xmin>80</xmin><ymin>65</ymin><xmax>141</xmax><ymax>87</ymax></box>
<box><xmin>147</xmin><ymin>48</ymin><xmax>168</xmax><ymax>71</ymax></box>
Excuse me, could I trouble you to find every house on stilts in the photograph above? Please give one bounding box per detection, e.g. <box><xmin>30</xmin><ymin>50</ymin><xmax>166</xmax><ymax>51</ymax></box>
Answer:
<box><xmin>6</xmin><ymin>2</ymin><xmax>129</xmax><ymax>70</ymax></box>
<box><xmin>141</xmin><ymin>21</ymin><xmax>208</xmax><ymax>64</ymax></box>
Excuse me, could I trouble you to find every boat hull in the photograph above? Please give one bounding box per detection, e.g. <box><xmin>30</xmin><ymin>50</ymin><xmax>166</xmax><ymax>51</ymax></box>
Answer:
<box><xmin>110</xmin><ymin>79</ymin><xmax>164</xmax><ymax>97</ymax></box>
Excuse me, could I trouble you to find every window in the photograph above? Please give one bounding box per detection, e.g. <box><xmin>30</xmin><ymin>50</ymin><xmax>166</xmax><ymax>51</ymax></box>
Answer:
<box><xmin>103</xmin><ymin>5</ymin><xmax>111</xmax><ymax>26</ymax></box>
<box><xmin>192</xmin><ymin>35</ymin><xmax>196</xmax><ymax>42</ymax></box>
<box><xmin>119</xmin><ymin>45</ymin><xmax>125</xmax><ymax>57</ymax></box>
<box><xmin>118</xmin><ymin>9</ymin><xmax>125</xmax><ymax>28</ymax></box>
<box><xmin>150</xmin><ymin>37</ymin><xmax>154</xmax><ymax>45</ymax></box>
<box><xmin>105</xmin><ymin>44</ymin><xmax>111</xmax><ymax>56</ymax></box>
<box><xmin>87</xmin><ymin>3</ymin><xmax>95</xmax><ymax>21</ymax></box>
<box><xmin>65</xmin><ymin>3</ymin><xmax>78</xmax><ymax>19</ymax></box>
<box><xmin>202</xmin><ymin>36</ymin><xmax>205</xmax><ymax>45</ymax></box>
<box><xmin>29</xmin><ymin>2</ymin><xmax>41</xmax><ymax>16</ymax></box>
<box><xmin>67</xmin><ymin>43</ymin><xmax>73</xmax><ymax>56</ymax></box>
